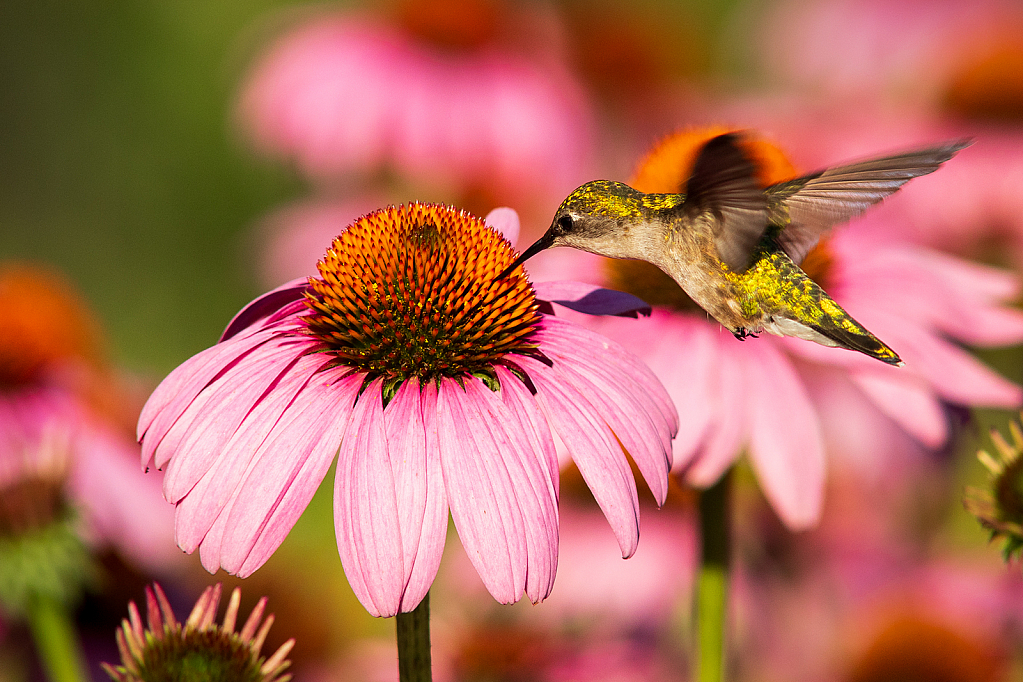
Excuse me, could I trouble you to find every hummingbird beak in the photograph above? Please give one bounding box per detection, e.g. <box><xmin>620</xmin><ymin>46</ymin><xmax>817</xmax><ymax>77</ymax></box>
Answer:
<box><xmin>495</xmin><ymin>231</ymin><xmax>557</xmax><ymax>280</ymax></box>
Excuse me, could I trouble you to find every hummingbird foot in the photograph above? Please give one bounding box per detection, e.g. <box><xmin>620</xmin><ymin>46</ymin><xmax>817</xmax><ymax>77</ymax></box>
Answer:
<box><xmin>732</xmin><ymin>328</ymin><xmax>759</xmax><ymax>341</ymax></box>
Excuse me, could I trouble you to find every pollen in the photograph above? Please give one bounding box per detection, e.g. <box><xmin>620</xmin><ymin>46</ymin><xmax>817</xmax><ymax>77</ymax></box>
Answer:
<box><xmin>303</xmin><ymin>203</ymin><xmax>543</xmax><ymax>389</ymax></box>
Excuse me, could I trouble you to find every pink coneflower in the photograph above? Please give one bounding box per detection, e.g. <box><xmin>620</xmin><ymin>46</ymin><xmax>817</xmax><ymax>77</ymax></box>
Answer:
<box><xmin>237</xmin><ymin>3</ymin><xmax>593</xmax><ymax>204</ymax></box>
<box><xmin>138</xmin><ymin>203</ymin><xmax>676</xmax><ymax>618</ymax></box>
<box><xmin>0</xmin><ymin>263</ymin><xmax>178</xmax><ymax>571</ymax></box>
<box><xmin>527</xmin><ymin>127</ymin><xmax>1023</xmax><ymax>528</ymax></box>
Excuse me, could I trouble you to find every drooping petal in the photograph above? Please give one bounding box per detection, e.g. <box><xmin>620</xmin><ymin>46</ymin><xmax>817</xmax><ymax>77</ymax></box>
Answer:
<box><xmin>67</xmin><ymin>423</ymin><xmax>181</xmax><ymax>570</ymax></box>
<box><xmin>874</xmin><ymin>315</ymin><xmax>1022</xmax><ymax>406</ymax></box>
<box><xmin>436</xmin><ymin>376</ymin><xmax>560</xmax><ymax>604</ymax></box>
<box><xmin>334</xmin><ymin>379</ymin><xmax>406</xmax><ymax>617</ymax></box>
<box><xmin>535</xmin><ymin>317</ymin><xmax>672</xmax><ymax>506</ymax></box>
<box><xmin>218</xmin><ymin>369</ymin><xmax>361</xmax><ymax>577</ymax></box>
<box><xmin>644</xmin><ymin>316</ymin><xmax>720</xmax><ymax>472</ymax></box>
<box><xmin>161</xmin><ymin>337</ymin><xmax>319</xmax><ymax>503</ymax></box>
<box><xmin>173</xmin><ymin>352</ymin><xmax>329</xmax><ymax>558</ymax></box>
<box><xmin>494</xmin><ymin>366</ymin><xmax>560</xmax><ymax>602</ymax></box>
<box><xmin>137</xmin><ymin>327</ymin><xmax>287</xmax><ymax>467</ymax></box>
<box><xmin>743</xmin><ymin>340</ymin><xmax>825</xmax><ymax>529</ymax></box>
<box><xmin>536</xmin><ymin>316</ymin><xmax>678</xmax><ymax>435</ymax></box>
<box><xmin>384</xmin><ymin>379</ymin><xmax>449</xmax><ymax>613</ymax></box>
<box><xmin>519</xmin><ymin>355</ymin><xmax>640</xmax><ymax>559</ymax></box>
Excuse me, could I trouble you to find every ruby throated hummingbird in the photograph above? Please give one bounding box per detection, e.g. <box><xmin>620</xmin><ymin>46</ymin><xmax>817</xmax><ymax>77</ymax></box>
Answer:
<box><xmin>501</xmin><ymin>133</ymin><xmax>971</xmax><ymax>365</ymax></box>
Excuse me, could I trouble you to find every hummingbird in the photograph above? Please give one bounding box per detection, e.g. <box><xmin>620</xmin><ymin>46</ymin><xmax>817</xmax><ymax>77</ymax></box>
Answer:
<box><xmin>500</xmin><ymin>132</ymin><xmax>971</xmax><ymax>365</ymax></box>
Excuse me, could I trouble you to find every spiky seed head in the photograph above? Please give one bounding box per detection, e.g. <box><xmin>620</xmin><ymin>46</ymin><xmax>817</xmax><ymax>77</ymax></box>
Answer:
<box><xmin>964</xmin><ymin>416</ymin><xmax>1023</xmax><ymax>564</ymax></box>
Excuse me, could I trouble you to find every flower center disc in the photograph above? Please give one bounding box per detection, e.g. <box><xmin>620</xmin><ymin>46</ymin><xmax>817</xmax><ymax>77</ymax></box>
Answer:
<box><xmin>304</xmin><ymin>203</ymin><xmax>542</xmax><ymax>389</ymax></box>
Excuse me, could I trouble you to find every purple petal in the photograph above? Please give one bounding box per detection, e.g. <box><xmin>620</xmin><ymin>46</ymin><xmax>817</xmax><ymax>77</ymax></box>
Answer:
<box><xmin>436</xmin><ymin>376</ymin><xmax>560</xmax><ymax>604</ymax></box>
<box><xmin>220</xmin><ymin>278</ymin><xmax>311</xmax><ymax>341</ymax></box>
<box><xmin>383</xmin><ymin>379</ymin><xmax>449</xmax><ymax>613</ymax></box>
<box><xmin>217</xmin><ymin>370</ymin><xmax>361</xmax><ymax>577</ymax></box>
<box><xmin>534</xmin><ymin>318</ymin><xmax>673</xmax><ymax>506</ymax></box>
<box><xmin>743</xmin><ymin>341</ymin><xmax>825</xmax><ymax>529</ymax></box>
<box><xmin>334</xmin><ymin>379</ymin><xmax>406</xmax><ymax>617</ymax></box>
<box><xmin>533</xmin><ymin>281</ymin><xmax>652</xmax><ymax>318</ymax></box>
<box><xmin>519</xmin><ymin>355</ymin><xmax>640</xmax><ymax>559</ymax></box>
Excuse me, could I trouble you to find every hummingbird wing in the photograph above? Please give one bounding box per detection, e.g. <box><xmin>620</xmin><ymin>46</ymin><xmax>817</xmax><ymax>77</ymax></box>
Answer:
<box><xmin>769</xmin><ymin>139</ymin><xmax>972</xmax><ymax>264</ymax></box>
<box><xmin>683</xmin><ymin>132</ymin><xmax>769</xmax><ymax>272</ymax></box>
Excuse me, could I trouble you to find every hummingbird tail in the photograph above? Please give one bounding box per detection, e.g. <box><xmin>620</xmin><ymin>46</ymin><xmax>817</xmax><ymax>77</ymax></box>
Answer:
<box><xmin>804</xmin><ymin>301</ymin><xmax>903</xmax><ymax>366</ymax></box>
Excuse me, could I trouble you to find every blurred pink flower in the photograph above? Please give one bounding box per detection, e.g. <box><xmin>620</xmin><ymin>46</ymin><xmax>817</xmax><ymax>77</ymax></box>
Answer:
<box><xmin>733</xmin><ymin>464</ymin><xmax>1023</xmax><ymax>682</ymax></box>
<box><xmin>527</xmin><ymin>127</ymin><xmax>1023</xmax><ymax>529</ymax></box>
<box><xmin>237</xmin><ymin>11</ymin><xmax>593</xmax><ymax>203</ymax></box>
<box><xmin>138</xmin><ymin>204</ymin><xmax>676</xmax><ymax>618</ymax></box>
<box><xmin>759</xmin><ymin>0</ymin><xmax>1023</xmax><ymax>106</ymax></box>
<box><xmin>0</xmin><ymin>264</ymin><xmax>178</xmax><ymax>571</ymax></box>
<box><xmin>252</xmin><ymin>197</ymin><xmax>386</xmax><ymax>287</ymax></box>
<box><xmin>439</xmin><ymin>500</ymin><xmax>697</xmax><ymax>628</ymax></box>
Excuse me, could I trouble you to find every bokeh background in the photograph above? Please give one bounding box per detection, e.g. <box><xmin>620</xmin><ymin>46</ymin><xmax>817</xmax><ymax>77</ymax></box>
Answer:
<box><xmin>5</xmin><ymin>0</ymin><xmax>1023</xmax><ymax>680</ymax></box>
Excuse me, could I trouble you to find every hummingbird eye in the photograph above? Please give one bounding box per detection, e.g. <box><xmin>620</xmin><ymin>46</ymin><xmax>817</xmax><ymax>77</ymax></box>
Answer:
<box><xmin>556</xmin><ymin>214</ymin><xmax>575</xmax><ymax>233</ymax></box>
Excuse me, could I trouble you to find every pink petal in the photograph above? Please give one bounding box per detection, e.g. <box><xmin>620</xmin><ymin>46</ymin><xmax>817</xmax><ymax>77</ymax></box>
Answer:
<box><xmin>684</xmin><ymin>338</ymin><xmax>749</xmax><ymax>488</ymax></box>
<box><xmin>520</xmin><ymin>356</ymin><xmax>640</xmax><ymax>559</ymax></box>
<box><xmin>850</xmin><ymin>370</ymin><xmax>947</xmax><ymax>448</ymax></box>
<box><xmin>645</xmin><ymin>316</ymin><xmax>720</xmax><ymax>472</ymax></box>
<box><xmin>536</xmin><ymin>317</ymin><xmax>678</xmax><ymax>435</ymax></box>
<box><xmin>334</xmin><ymin>379</ymin><xmax>406</xmax><ymax>617</ymax></box>
<box><xmin>436</xmin><ymin>377</ymin><xmax>559</xmax><ymax>604</ymax></box>
<box><xmin>138</xmin><ymin>326</ymin><xmax>295</xmax><ymax>468</ymax></box>
<box><xmin>743</xmin><ymin>341</ymin><xmax>825</xmax><ymax>529</ymax></box>
<box><xmin>67</xmin><ymin>423</ymin><xmax>181</xmax><ymax>570</ymax></box>
<box><xmin>383</xmin><ymin>379</ymin><xmax>449</xmax><ymax>613</ymax></box>
<box><xmin>217</xmin><ymin>370</ymin><xmax>361</xmax><ymax>577</ymax></box>
<box><xmin>484</xmin><ymin>207</ymin><xmax>520</xmax><ymax>246</ymax></box>
<box><xmin>899</xmin><ymin>326</ymin><xmax>1022</xmax><ymax>407</ymax></box>
<box><xmin>494</xmin><ymin>366</ymin><xmax>560</xmax><ymax>601</ymax></box>
<box><xmin>838</xmin><ymin>247</ymin><xmax>1023</xmax><ymax>347</ymax></box>
<box><xmin>537</xmin><ymin>322</ymin><xmax>672</xmax><ymax>506</ymax></box>
<box><xmin>173</xmin><ymin>352</ymin><xmax>328</xmax><ymax>557</ymax></box>
<box><xmin>161</xmin><ymin>338</ymin><xmax>320</xmax><ymax>503</ymax></box>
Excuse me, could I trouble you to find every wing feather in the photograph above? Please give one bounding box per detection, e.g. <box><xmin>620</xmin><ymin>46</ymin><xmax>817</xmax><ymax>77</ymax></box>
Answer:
<box><xmin>773</xmin><ymin>139</ymin><xmax>972</xmax><ymax>264</ymax></box>
<box><xmin>683</xmin><ymin>132</ymin><xmax>768</xmax><ymax>272</ymax></box>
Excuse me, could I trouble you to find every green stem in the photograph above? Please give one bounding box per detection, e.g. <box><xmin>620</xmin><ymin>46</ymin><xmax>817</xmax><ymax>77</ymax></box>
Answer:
<box><xmin>696</xmin><ymin>469</ymin><xmax>732</xmax><ymax>682</ymax></box>
<box><xmin>26</xmin><ymin>593</ymin><xmax>89</xmax><ymax>682</ymax></box>
<box><xmin>396</xmin><ymin>591</ymin><xmax>432</xmax><ymax>682</ymax></box>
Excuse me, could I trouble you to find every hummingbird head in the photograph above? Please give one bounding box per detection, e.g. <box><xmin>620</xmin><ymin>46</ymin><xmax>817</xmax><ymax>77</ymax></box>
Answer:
<box><xmin>497</xmin><ymin>180</ymin><xmax>657</xmax><ymax>279</ymax></box>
